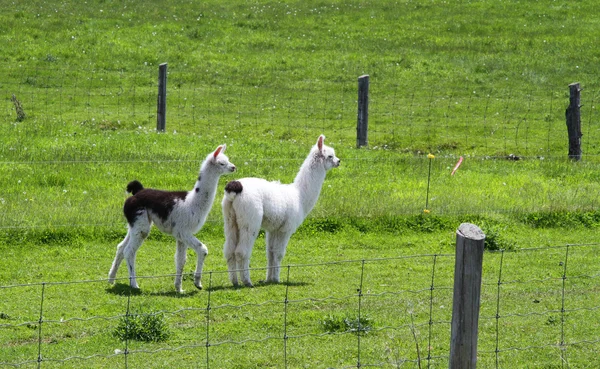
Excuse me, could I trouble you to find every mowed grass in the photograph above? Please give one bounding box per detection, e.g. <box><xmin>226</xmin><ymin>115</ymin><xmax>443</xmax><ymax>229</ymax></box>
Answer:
<box><xmin>1</xmin><ymin>0</ymin><xmax>600</xmax><ymax>368</ymax></box>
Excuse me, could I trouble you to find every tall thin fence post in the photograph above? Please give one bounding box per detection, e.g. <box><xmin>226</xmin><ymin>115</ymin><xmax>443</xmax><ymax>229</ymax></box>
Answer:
<box><xmin>565</xmin><ymin>82</ymin><xmax>582</xmax><ymax>161</ymax></box>
<box><xmin>157</xmin><ymin>63</ymin><xmax>168</xmax><ymax>132</ymax></box>
<box><xmin>449</xmin><ymin>223</ymin><xmax>485</xmax><ymax>369</ymax></box>
<box><xmin>357</xmin><ymin>75</ymin><xmax>369</xmax><ymax>148</ymax></box>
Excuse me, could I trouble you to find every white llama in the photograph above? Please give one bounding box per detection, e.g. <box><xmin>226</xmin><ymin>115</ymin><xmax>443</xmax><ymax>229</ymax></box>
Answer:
<box><xmin>108</xmin><ymin>145</ymin><xmax>236</xmax><ymax>292</ymax></box>
<box><xmin>222</xmin><ymin>135</ymin><xmax>340</xmax><ymax>287</ymax></box>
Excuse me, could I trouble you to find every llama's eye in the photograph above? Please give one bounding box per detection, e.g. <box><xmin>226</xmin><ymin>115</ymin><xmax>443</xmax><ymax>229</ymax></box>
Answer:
<box><xmin>328</xmin><ymin>155</ymin><xmax>333</xmax><ymax>159</ymax></box>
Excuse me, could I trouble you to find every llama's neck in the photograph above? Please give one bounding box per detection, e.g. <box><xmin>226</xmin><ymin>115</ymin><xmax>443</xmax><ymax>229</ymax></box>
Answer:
<box><xmin>293</xmin><ymin>152</ymin><xmax>327</xmax><ymax>216</ymax></box>
<box><xmin>189</xmin><ymin>164</ymin><xmax>221</xmax><ymax>211</ymax></box>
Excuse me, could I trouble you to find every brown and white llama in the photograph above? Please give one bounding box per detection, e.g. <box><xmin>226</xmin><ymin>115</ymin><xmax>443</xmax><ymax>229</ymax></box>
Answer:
<box><xmin>108</xmin><ymin>145</ymin><xmax>236</xmax><ymax>292</ymax></box>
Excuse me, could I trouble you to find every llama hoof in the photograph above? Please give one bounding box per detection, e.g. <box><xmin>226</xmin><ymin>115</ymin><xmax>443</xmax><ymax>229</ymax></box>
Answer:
<box><xmin>243</xmin><ymin>282</ymin><xmax>254</xmax><ymax>288</ymax></box>
<box><xmin>194</xmin><ymin>283</ymin><xmax>203</xmax><ymax>290</ymax></box>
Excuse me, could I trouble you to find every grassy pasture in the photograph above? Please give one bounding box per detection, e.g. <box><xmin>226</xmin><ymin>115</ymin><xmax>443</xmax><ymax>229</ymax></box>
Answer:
<box><xmin>1</xmin><ymin>0</ymin><xmax>600</xmax><ymax>367</ymax></box>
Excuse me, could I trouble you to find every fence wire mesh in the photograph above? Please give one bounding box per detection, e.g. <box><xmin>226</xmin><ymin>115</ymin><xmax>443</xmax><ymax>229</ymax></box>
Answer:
<box><xmin>0</xmin><ymin>244</ymin><xmax>598</xmax><ymax>368</ymax></box>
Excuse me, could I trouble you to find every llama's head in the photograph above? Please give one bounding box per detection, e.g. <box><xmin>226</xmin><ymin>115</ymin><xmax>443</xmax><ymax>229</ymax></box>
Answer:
<box><xmin>314</xmin><ymin>135</ymin><xmax>340</xmax><ymax>171</ymax></box>
<box><xmin>202</xmin><ymin>144</ymin><xmax>236</xmax><ymax>175</ymax></box>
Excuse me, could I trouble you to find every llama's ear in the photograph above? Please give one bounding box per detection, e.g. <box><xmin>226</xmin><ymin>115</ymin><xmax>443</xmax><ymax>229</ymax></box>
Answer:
<box><xmin>213</xmin><ymin>145</ymin><xmax>224</xmax><ymax>159</ymax></box>
<box><xmin>317</xmin><ymin>135</ymin><xmax>325</xmax><ymax>152</ymax></box>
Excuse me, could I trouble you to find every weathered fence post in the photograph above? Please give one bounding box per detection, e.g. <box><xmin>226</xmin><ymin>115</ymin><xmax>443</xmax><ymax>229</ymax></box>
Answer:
<box><xmin>157</xmin><ymin>63</ymin><xmax>168</xmax><ymax>132</ymax></box>
<box><xmin>449</xmin><ymin>223</ymin><xmax>485</xmax><ymax>369</ymax></box>
<box><xmin>565</xmin><ymin>82</ymin><xmax>582</xmax><ymax>161</ymax></box>
<box><xmin>357</xmin><ymin>75</ymin><xmax>369</xmax><ymax>148</ymax></box>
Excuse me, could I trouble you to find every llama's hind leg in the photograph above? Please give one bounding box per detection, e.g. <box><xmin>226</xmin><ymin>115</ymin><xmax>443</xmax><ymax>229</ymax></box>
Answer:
<box><xmin>223</xmin><ymin>198</ymin><xmax>240</xmax><ymax>286</ymax></box>
<box><xmin>265</xmin><ymin>231</ymin><xmax>292</xmax><ymax>283</ymax></box>
<box><xmin>224</xmin><ymin>236</ymin><xmax>239</xmax><ymax>287</ymax></box>
<box><xmin>108</xmin><ymin>232</ymin><xmax>130</xmax><ymax>284</ymax></box>
<box><xmin>123</xmin><ymin>220</ymin><xmax>151</xmax><ymax>289</ymax></box>
<box><xmin>235</xmin><ymin>227</ymin><xmax>260</xmax><ymax>287</ymax></box>
<box><xmin>174</xmin><ymin>240</ymin><xmax>187</xmax><ymax>293</ymax></box>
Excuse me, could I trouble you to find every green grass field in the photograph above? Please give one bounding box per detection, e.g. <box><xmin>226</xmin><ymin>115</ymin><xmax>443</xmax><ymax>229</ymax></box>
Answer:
<box><xmin>1</xmin><ymin>0</ymin><xmax>600</xmax><ymax>367</ymax></box>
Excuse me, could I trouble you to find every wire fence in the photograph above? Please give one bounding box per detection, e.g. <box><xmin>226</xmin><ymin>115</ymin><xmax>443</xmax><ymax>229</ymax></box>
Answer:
<box><xmin>1</xmin><ymin>242</ymin><xmax>598</xmax><ymax>368</ymax></box>
<box><xmin>3</xmin><ymin>65</ymin><xmax>600</xmax><ymax>229</ymax></box>
<box><xmin>3</xmin><ymin>65</ymin><xmax>600</xmax><ymax>158</ymax></box>
<box><xmin>2</xmin><ymin>66</ymin><xmax>600</xmax><ymax>367</ymax></box>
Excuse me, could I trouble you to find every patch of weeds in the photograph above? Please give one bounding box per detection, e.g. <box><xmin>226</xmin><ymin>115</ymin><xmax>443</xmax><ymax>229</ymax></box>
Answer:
<box><xmin>0</xmin><ymin>228</ymin><xmax>84</xmax><ymax>247</ymax></box>
<box><xmin>278</xmin><ymin>130</ymin><xmax>294</xmax><ymax>141</ymax></box>
<box><xmin>519</xmin><ymin>211</ymin><xmax>600</xmax><ymax>229</ymax></box>
<box><xmin>321</xmin><ymin>314</ymin><xmax>373</xmax><ymax>336</ymax></box>
<box><xmin>113</xmin><ymin>312</ymin><xmax>170</xmax><ymax>342</ymax></box>
<box><xmin>38</xmin><ymin>229</ymin><xmax>83</xmax><ymax>247</ymax></box>
<box><xmin>405</xmin><ymin>214</ymin><xmax>453</xmax><ymax>233</ymax></box>
<box><xmin>478</xmin><ymin>221</ymin><xmax>516</xmax><ymax>251</ymax></box>
<box><xmin>98</xmin><ymin>120</ymin><xmax>125</xmax><ymax>131</ymax></box>
<box><xmin>347</xmin><ymin>217</ymin><xmax>371</xmax><ymax>233</ymax></box>
<box><xmin>11</xmin><ymin>94</ymin><xmax>26</xmax><ymax>122</ymax></box>
<box><xmin>301</xmin><ymin>218</ymin><xmax>344</xmax><ymax>234</ymax></box>
<box><xmin>546</xmin><ymin>315</ymin><xmax>558</xmax><ymax>326</ymax></box>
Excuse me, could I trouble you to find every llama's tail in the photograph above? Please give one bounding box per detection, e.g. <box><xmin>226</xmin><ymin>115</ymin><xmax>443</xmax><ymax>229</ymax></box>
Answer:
<box><xmin>223</xmin><ymin>180</ymin><xmax>243</xmax><ymax>202</ymax></box>
<box><xmin>222</xmin><ymin>183</ymin><xmax>240</xmax><ymax>249</ymax></box>
<box><xmin>126</xmin><ymin>180</ymin><xmax>144</xmax><ymax>195</ymax></box>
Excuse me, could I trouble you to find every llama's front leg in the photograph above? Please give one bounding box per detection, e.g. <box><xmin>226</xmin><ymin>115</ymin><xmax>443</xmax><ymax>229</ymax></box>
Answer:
<box><xmin>174</xmin><ymin>240</ymin><xmax>187</xmax><ymax>293</ymax></box>
<box><xmin>108</xmin><ymin>233</ymin><xmax>130</xmax><ymax>284</ymax></box>
<box><xmin>185</xmin><ymin>236</ymin><xmax>208</xmax><ymax>290</ymax></box>
<box><xmin>266</xmin><ymin>232</ymin><xmax>292</xmax><ymax>283</ymax></box>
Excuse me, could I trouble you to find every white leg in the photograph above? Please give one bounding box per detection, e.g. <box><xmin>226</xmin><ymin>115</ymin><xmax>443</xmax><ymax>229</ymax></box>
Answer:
<box><xmin>224</xmin><ymin>237</ymin><xmax>239</xmax><ymax>287</ymax></box>
<box><xmin>123</xmin><ymin>218</ymin><xmax>151</xmax><ymax>290</ymax></box>
<box><xmin>223</xmin><ymin>201</ymin><xmax>240</xmax><ymax>286</ymax></box>
<box><xmin>124</xmin><ymin>234</ymin><xmax>145</xmax><ymax>289</ymax></box>
<box><xmin>108</xmin><ymin>232</ymin><xmax>130</xmax><ymax>283</ymax></box>
<box><xmin>266</xmin><ymin>231</ymin><xmax>291</xmax><ymax>283</ymax></box>
<box><xmin>183</xmin><ymin>236</ymin><xmax>208</xmax><ymax>290</ymax></box>
<box><xmin>235</xmin><ymin>227</ymin><xmax>259</xmax><ymax>287</ymax></box>
<box><xmin>174</xmin><ymin>240</ymin><xmax>187</xmax><ymax>293</ymax></box>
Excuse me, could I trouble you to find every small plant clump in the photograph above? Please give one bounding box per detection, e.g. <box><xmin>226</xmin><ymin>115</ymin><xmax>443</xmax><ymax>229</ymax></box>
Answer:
<box><xmin>113</xmin><ymin>313</ymin><xmax>170</xmax><ymax>342</ymax></box>
<box><xmin>11</xmin><ymin>94</ymin><xmax>26</xmax><ymax>122</ymax></box>
<box><xmin>321</xmin><ymin>315</ymin><xmax>373</xmax><ymax>336</ymax></box>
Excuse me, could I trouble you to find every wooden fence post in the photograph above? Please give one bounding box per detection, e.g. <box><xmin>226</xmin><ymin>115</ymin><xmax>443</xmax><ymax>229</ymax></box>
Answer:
<box><xmin>565</xmin><ymin>82</ymin><xmax>582</xmax><ymax>161</ymax></box>
<box><xmin>449</xmin><ymin>223</ymin><xmax>485</xmax><ymax>369</ymax></box>
<box><xmin>157</xmin><ymin>63</ymin><xmax>168</xmax><ymax>132</ymax></box>
<box><xmin>357</xmin><ymin>75</ymin><xmax>369</xmax><ymax>148</ymax></box>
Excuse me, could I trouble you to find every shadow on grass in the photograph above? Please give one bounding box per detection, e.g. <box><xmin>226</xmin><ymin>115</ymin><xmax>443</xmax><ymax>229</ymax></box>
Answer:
<box><xmin>105</xmin><ymin>283</ymin><xmax>142</xmax><ymax>296</ymax></box>
<box><xmin>106</xmin><ymin>283</ymin><xmax>200</xmax><ymax>298</ymax></box>
<box><xmin>106</xmin><ymin>280</ymin><xmax>310</xmax><ymax>295</ymax></box>
<box><xmin>148</xmin><ymin>289</ymin><xmax>199</xmax><ymax>298</ymax></box>
<box><xmin>205</xmin><ymin>279</ymin><xmax>310</xmax><ymax>292</ymax></box>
